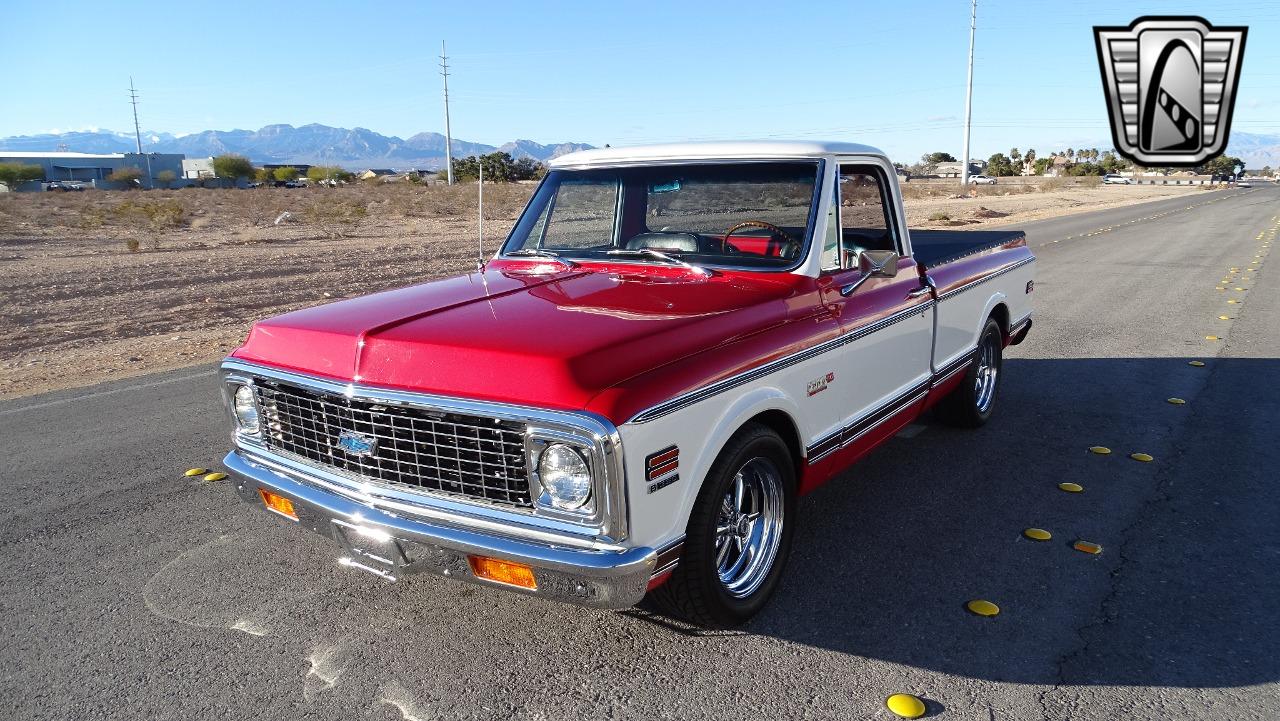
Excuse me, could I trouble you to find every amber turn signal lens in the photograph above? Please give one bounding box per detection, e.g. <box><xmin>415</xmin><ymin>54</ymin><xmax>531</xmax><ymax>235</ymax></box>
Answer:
<box><xmin>258</xmin><ymin>488</ymin><xmax>298</xmax><ymax>521</ymax></box>
<box><xmin>468</xmin><ymin>555</ymin><xmax>537</xmax><ymax>590</ymax></box>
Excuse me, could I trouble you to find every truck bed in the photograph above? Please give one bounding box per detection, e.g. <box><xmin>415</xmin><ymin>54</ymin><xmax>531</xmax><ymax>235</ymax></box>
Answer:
<box><xmin>910</xmin><ymin>229</ymin><xmax>1026</xmax><ymax>269</ymax></box>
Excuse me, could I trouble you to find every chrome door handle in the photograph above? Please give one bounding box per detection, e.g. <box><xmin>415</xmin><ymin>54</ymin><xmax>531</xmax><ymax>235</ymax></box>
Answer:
<box><xmin>908</xmin><ymin>286</ymin><xmax>932</xmax><ymax>298</ymax></box>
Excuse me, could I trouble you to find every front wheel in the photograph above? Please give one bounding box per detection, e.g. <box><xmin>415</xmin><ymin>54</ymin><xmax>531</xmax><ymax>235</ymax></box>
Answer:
<box><xmin>650</xmin><ymin>423</ymin><xmax>796</xmax><ymax>628</ymax></box>
<box><xmin>935</xmin><ymin>317</ymin><xmax>1003</xmax><ymax>428</ymax></box>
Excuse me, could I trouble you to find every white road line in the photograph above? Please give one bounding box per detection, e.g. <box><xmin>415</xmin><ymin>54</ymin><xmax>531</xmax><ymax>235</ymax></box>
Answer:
<box><xmin>0</xmin><ymin>369</ymin><xmax>217</xmax><ymax>416</ymax></box>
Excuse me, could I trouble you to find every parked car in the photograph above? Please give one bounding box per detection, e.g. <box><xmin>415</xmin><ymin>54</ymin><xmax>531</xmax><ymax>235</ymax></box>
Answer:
<box><xmin>1237</xmin><ymin>179</ymin><xmax>1252</xmax><ymax>188</ymax></box>
<box><xmin>219</xmin><ymin>141</ymin><xmax>1035</xmax><ymax>627</ymax></box>
<box><xmin>1102</xmin><ymin>174</ymin><xmax>1132</xmax><ymax>184</ymax></box>
<box><xmin>968</xmin><ymin>174</ymin><xmax>997</xmax><ymax>185</ymax></box>
<box><xmin>45</xmin><ymin>180</ymin><xmax>86</xmax><ymax>192</ymax></box>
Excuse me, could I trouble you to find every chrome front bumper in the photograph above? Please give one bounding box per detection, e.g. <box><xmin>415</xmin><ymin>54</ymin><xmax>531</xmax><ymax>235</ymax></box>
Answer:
<box><xmin>223</xmin><ymin>451</ymin><xmax>660</xmax><ymax>609</ymax></box>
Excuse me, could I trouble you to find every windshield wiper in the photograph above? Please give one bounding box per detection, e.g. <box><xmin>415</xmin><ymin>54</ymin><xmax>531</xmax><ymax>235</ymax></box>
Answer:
<box><xmin>606</xmin><ymin>248</ymin><xmax>712</xmax><ymax>277</ymax></box>
<box><xmin>506</xmin><ymin>248</ymin><xmax>578</xmax><ymax>269</ymax></box>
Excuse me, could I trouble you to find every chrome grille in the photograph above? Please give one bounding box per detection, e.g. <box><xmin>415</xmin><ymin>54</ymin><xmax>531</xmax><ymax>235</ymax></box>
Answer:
<box><xmin>253</xmin><ymin>381</ymin><xmax>532</xmax><ymax>508</ymax></box>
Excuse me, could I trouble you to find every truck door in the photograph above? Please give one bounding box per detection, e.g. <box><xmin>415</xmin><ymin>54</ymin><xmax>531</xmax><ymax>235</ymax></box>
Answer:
<box><xmin>810</xmin><ymin>162</ymin><xmax>934</xmax><ymax>473</ymax></box>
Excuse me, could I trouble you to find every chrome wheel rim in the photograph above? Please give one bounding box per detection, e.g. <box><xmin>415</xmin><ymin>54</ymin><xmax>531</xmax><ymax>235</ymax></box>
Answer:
<box><xmin>715</xmin><ymin>457</ymin><xmax>785</xmax><ymax>598</ymax></box>
<box><xmin>975</xmin><ymin>334</ymin><xmax>999</xmax><ymax>413</ymax></box>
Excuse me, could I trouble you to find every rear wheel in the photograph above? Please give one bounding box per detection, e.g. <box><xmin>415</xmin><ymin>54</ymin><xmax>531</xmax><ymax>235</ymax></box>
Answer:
<box><xmin>650</xmin><ymin>423</ymin><xmax>796</xmax><ymax>628</ymax></box>
<box><xmin>936</xmin><ymin>317</ymin><xmax>1003</xmax><ymax>428</ymax></box>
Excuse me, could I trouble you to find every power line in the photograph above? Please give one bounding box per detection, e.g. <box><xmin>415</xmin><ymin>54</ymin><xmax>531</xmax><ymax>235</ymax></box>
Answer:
<box><xmin>440</xmin><ymin>41</ymin><xmax>454</xmax><ymax>185</ymax></box>
<box><xmin>128</xmin><ymin>77</ymin><xmax>153</xmax><ymax>189</ymax></box>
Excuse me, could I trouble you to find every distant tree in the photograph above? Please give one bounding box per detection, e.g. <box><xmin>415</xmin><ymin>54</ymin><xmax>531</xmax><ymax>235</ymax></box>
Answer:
<box><xmin>272</xmin><ymin>166</ymin><xmax>300</xmax><ymax>182</ymax></box>
<box><xmin>156</xmin><ymin>169</ymin><xmax>177</xmax><ymax>188</ymax></box>
<box><xmin>1261</xmin><ymin>165</ymin><xmax>1274</xmax><ymax>177</ymax></box>
<box><xmin>1065</xmin><ymin>162</ymin><xmax>1103</xmax><ymax>176</ymax></box>
<box><xmin>306</xmin><ymin>166</ymin><xmax>354</xmax><ymax>184</ymax></box>
<box><xmin>987</xmin><ymin>152</ymin><xmax>1016</xmax><ymax>177</ymax></box>
<box><xmin>109</xmin><ymin>166</ymin><xmax>144</xmax><ymax>187</ymax></box>
<box><xmin>1009</xmin><ymin>148</ymin><xmax>1021</xmax><ymax>164</ymax></box>
<box><xmin>924</xmin><ymin>151</ymin><xmax>957</xmax><ymax>164</ymax></box>
<box><xmin>1032</xmin><ymin>157</ymin><xmax>1053</xmax><ymax>175</ymax></box>
<box><xmin>0</xmin><ymin>162</ymin><xmax>44</xmax><ymax>189</ymax></box>
<box><xmin>213</xmin><ymin>154</ymin><xmax>254</xmax><ymax>184</ymax></box>
<box><xmin>1065</xmin><ymin>147</ymin><xmax>1075</xmax><ymax>162</ymax></box>
<box><xmin>1200</xmin><ymin>155</ymin><xmax>1244</xmax><ymax>177</ymax></box>
<box><xmin>253</xmin><ymin>166</ymin><xmax>273</xmax><ymax>184</ymax></box>
<box><xmin>450</xmin><ymin>152</ymin><xmax>542</xmax><ymax>183</ymax></box>
<box><xmin>511</xmin><ymin>156</ymin><xmax>545</xmax><ymax>181</ymax></box>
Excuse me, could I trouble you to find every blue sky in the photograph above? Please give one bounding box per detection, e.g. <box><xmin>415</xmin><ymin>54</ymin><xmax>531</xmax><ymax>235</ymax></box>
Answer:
<box><xmin>2</xmin><ymin>0</ymin><xmax>1277</xmax><ymax>162</ymax></box>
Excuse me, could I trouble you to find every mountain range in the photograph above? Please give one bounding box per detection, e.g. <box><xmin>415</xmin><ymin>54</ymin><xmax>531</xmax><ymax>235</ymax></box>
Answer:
<box><xmin>4</xmin><ymin>124</ymin><xmax>1278</xmax><ymax>171</ymax></box>
<box><xmin>0</xmin><ymin>124</ymin><xmax>594</xmax><ymax>170</ymax></box>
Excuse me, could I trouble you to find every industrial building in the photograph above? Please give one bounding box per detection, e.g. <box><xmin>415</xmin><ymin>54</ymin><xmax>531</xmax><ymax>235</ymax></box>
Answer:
<box><xmin>0</xmin><ymin>151</ymin><xmax>185</xmax><ymax>189</ymax></box>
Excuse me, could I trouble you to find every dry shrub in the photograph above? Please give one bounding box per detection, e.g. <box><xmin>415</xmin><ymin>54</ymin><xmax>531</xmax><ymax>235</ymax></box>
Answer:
<box><xmin>113</xmin><ymin>198</ymin><xmax>187</xmax><ymax>232</ymax></box>
<box><xmin>927</xmin><ymin>211</ymin><xmax>951</xmax><ymax>221</ymax></box>
<box><xmin>1038</xmin><ymin>177</ymin><xmax>1068</xmax><ymax>192</ymax></box>
<box><xmin>304</xmin><ymin>198</ymin><xmax>368</xmax><ymax>238</ymax></box>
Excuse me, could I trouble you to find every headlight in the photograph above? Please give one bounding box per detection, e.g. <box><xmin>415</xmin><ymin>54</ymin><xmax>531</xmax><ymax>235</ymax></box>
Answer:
<box><xmin>232</xmin><ymin>384</ymin><xmax>260</xmax><ymax>434</ymax></box>
<box><xmin>537</xmin><ymin>443</ymin><xmax>592</xmax><ymax>510</ymax></box>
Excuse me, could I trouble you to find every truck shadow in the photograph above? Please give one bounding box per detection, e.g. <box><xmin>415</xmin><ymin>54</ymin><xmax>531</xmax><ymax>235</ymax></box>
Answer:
<box><xmin>737</xmin><ymin>355</ymin><xmax>1279</xmax><ymax>688</ymax></box>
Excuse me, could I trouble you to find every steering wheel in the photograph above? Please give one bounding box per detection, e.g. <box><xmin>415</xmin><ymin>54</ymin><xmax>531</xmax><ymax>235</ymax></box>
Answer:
<box><xmin>722</xmin><ymin>220</ymin><xmax>795</xmax><ymax>256</ymax></box>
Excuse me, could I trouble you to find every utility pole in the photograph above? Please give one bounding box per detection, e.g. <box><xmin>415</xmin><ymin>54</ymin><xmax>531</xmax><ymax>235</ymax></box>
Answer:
<box><xmin>128</xmin><ymin>77</ymin><xmax>153</xmax><ymax>189</ymax></box>
<box><xmin>960</xmin><ymin>0</ymin><xmax>977</xmax><ymax>188</ymax></box>
<box><xmin>440</xmin><ymin>41</ymin><xmax>454</xmax><ymax>185</ymax></box>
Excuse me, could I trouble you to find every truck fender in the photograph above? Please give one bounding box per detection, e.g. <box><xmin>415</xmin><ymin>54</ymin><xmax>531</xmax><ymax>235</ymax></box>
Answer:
<box><xmin>672</xmin><ymin>386</ymin><xmax>804</xmax><ymax>532</ymax></box>
<box><xmin>976</xmin><ymin>291</ymin><xmax>1009</xmax><ymax>339</ymax></box>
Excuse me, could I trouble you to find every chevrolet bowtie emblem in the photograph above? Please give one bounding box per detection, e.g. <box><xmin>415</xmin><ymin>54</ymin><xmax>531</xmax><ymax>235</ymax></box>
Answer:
<box><xmin>1094</xmin><ymin>16</ymin><xmax>1247</xmax><ymax>167</ymax></box>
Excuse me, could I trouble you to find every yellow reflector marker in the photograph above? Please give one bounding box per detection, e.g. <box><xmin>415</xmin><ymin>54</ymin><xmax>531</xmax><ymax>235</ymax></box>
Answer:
<box><xmin>1227</xmin><ymin>300</ymin><xmax>1240</xmax><ymax>304</ymax></box>
<box><xmin>1188</xmin><ymin>360</ymin><xmax>1205</xmax><ymax>367</ymax></box>
<box><xmin>1235</xmin><ymin>287</ymin><xmax>1246</xmax><ymax>291</ymax></box>
<box><xmin>1215</xmin><ymin>287</ymin><xmax>1225</xmax><ymax>290</ymax></box>
<box><xmin>1130</xmin><ymin>452</ymin><xmax>1154</xmax><ymax>462</ymax></box>
<box><xmin>1167</xmin><ymin>398</ymin><xmax>1186</xmax><ymax>405</ymax></box>
<box><xmin>184</xmin><ymin>468</ymin><xmax>208</xmax><ymax>477</ymax></box>
<box><xmin>468</xmin><ymin>555</ymin><xmax>538</xmax><ymax>590</ymax></box>
<box><xmin>885</xmin><ymin>694</ymin><xmax>927</xmax><ymax>719</ymax></box>
<box><xmin>203</xmin><ymin>472</ymin><xmax>227</xmax><ymax>481</ymax></box>
<box><xmin>1089</xmin><ymin>446</ymin><xmax>1111</xmax><ymax>455</ymax></box>
<box><xmin>966</xmin><ymin>599</ymin><xmax>1000</xmax><ymax>616</ymax></box>
<box><xmin>1059</xmin><ymin>482</ymin><xmax>1084</xmax><ymax>493</ymax></box>
<box><xmin>257</xmin><ymin>489</ymin><xmax>298</xmax><ymax>520</ymax></box>
<box><xmin>1205</xmin><ymin>336</ymin><xmax>1219</xmax><ymax>340</ymax></box>
<box><xmin>1073</xmin><ymin>540</ymin><xmax>1103</xmax><ymax>555</ymax></box>
<box><xmin>1219</xmin><ymin>315</ymin><xmax>1231</xmax><ymax>320</ymax></box>
<box><xmin>1024</xmin><ymin>528</ymin><xmax>1052</xmax><ymax>541</ymax></box>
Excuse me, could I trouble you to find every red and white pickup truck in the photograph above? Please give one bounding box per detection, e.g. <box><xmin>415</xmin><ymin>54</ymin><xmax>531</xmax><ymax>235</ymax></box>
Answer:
<box><xmin>221</xmin><ymin>141</ymin><xmax>1034</xmax><ymax>627</ymax></box>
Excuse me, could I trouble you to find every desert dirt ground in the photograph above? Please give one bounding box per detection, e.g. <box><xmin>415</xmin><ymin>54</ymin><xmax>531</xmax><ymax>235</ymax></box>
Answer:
<box><xmin>0</xmin><ymin>181</ymin><xmax>1211</xmax><ymax>400</ymax></box>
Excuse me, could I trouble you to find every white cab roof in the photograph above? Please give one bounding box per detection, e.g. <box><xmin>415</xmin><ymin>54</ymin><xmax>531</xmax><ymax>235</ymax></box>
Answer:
<box><xmin>550</xmin><ymin>140</ymin><xmax>887</xmax><ymax>168</ymax></box>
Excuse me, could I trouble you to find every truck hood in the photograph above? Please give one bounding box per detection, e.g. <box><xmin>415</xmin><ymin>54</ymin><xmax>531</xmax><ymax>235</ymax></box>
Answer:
<box><xmin>231</xmin><ymin>262</ymin><xmax>805</xmax><ymax>415</ymax></box>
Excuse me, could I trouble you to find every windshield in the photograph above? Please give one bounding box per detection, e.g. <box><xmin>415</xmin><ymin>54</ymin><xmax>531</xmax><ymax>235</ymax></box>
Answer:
<box><xmin>502</xmin><ymin>162</ymin><xmax>821</xmax><ymax>270</ymax></box>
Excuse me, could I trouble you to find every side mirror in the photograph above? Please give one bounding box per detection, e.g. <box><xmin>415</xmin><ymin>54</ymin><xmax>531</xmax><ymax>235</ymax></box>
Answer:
<box><xmin>841</xmin><ymin>251</ymin><xmax>900</xmax><ymax>296</ymax></box>
<box><xmin>859</xmin><ymin>250</ymin><xmax>900</xmax><ymax>278</ymax></box>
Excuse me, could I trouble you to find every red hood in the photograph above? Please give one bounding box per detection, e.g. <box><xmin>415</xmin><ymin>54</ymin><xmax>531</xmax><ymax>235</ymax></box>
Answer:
<box><xmin>231</xmin><ymin>260</ymin><xmax>809</xmax><ymax>416</ymax></box>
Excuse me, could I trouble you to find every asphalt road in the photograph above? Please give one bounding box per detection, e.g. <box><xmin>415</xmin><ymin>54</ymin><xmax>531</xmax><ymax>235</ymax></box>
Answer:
<box><xmin>2</xmin><ymin>186</ymin><xmax>1277</xmax><ymax>720</ymax></box>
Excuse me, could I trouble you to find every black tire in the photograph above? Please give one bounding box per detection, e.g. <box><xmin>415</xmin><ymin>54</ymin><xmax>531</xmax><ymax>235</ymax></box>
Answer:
<box><xmin>935</xmin><ymin>317</ymin><xmax>1004</xmax><ymax>428</ymax></box>
<box><xmin>650</xmin><ymin>423</ymin><xmax>796</xmax><ymax>629</ymax></box>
